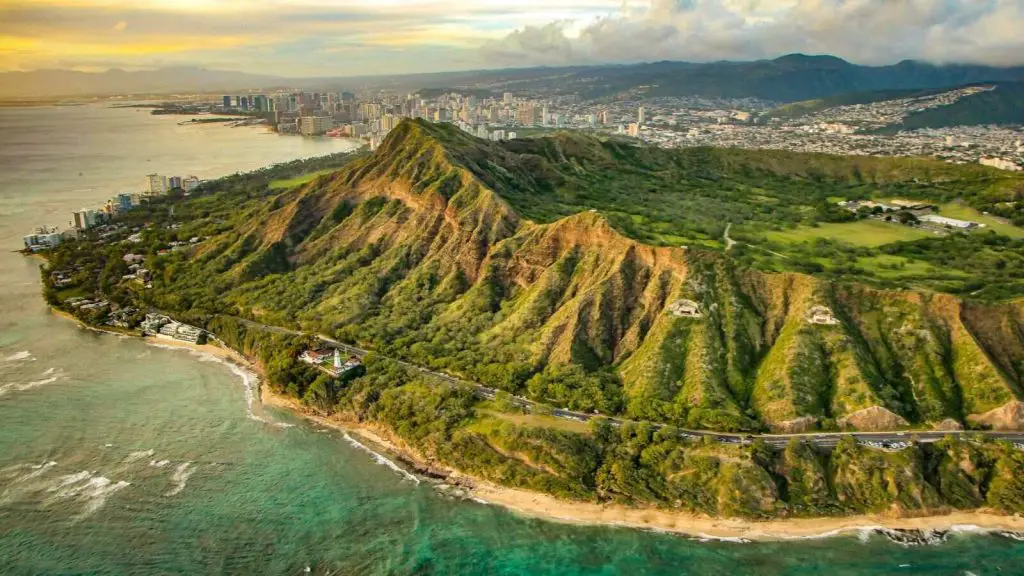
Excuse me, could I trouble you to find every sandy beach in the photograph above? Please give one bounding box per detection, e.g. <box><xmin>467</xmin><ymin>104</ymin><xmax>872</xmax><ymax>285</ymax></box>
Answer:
<box><xmin>50</xmin><ymin>308</ymin><xmax>1024</xmax><ymax>542</ymax></box>
<box><xmin>260</xmin><ymin>389</ymin><xmax>1024</xmax><ymax>542</ymax></box>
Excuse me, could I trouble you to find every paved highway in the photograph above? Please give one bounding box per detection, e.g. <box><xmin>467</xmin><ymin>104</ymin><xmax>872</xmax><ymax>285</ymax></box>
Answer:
<box><xmin>228</xmin><ymin>316</ymin><xmax>1024</xmax><ymax>450</ymax></box>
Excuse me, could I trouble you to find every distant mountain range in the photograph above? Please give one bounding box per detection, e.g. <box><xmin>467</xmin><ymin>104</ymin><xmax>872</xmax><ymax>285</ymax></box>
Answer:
<box><xmin>4</xmin><ymin>55</ymin><xmax>1024</xmax><ymax>103</ymax></box>
<box><xmin>546</xmin><ymin>55</ymin><xmax>1024</xmax><ymax>102</ymax></box>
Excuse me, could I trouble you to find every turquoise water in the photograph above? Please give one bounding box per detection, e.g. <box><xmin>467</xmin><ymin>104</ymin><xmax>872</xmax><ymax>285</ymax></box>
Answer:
<box><xmin>1</xmin><ymin>105</ymin><xmax>1023</xmax><ymax>575</ymax></box>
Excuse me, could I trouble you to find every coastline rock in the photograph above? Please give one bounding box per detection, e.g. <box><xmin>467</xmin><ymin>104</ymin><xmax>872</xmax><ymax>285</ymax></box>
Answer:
<box><xmin>876</xmin><ymin>528</ymin><xmax>950</xmax><ymax>546</ymax></box>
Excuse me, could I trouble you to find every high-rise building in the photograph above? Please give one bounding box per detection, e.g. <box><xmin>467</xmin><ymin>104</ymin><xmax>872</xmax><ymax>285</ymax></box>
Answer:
<box><xmin>222</xmin><ymin>96</ymin><xmax>232</xmax><ymax>108</ymax></box>
<box><xmin>182</xmin><ymin>176</ymin><xmax>201</xmax><ymax>192</ymax></box>
<box><xmin>516</xmin><ymin>104</ymin><xmax>537</xmax><ymax>126</ymax></box>
<box><xmin>117</xmin><ymin>193</ymin><xmax>133</xmax><ymax>213</ymax></box>
<box><xmin>240</xmin><ymin>97</ymin><xmax>250</xmax><ymax>111</ymax></box>
<box><xmin>168</xmin><ymin>176</ymin><xmax>183</xmax><ymax>190</ymax></box>
<box><xmin>599</xmin><ymin>110</ymin><xmax>610</xmax><ymax>125</ymax></box>
<box><xmin>433</xmin><ymin>109</ymin><xmax>449</xmax><ymax>123</ymax></box>
<box><xmin>627</xmin><ymin>122</ymin><xmax>640</xmax><ymax>137</ymax></box>
<box><xmin>146</xmin><ymin>174</ymin><xmax>168</xmax><ymax>195</ymax></box>
<box><xmin>299</xmin><ymin>115</ymin><xmax>333</xmax><ymax>136</ymax></box>
<box><xmin>73</xmin><ymin>208</ymin><xmax>99</xmax><ymax>230</ymax></box>
<box><xmin>503</xmin><ymin>92</ymin><xmax>513</xmax><ymax>105</ymax></box>
<box><xmin>638</xmin><ymin>106</ymin><xmax>645</xmax><ymax>125</ymax></box>
<box><xmin>541</xmin><ymin>106</ymin><xmax>550</xmax><ymax>126</ymax></box>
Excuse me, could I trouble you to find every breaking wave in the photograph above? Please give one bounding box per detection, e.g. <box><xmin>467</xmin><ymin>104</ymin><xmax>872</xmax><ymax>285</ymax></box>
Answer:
<box><xmin>146</xmin><ymin>342</ymin><xmax>293</xmax><ymax>428</ymax></box>
<box><xmin>0</xmin><ymin>368</ymin><xmax>67</xmax><ymax>397</ymax></box>
<box><xmin>43</xmin><ymin>470</ymin><xmax>130</xmax><ymax>519</ymax></box>
<box><xmin>341</xmin><ymin>431</ymin><xmax>419</xmax><ymax>484</ymax></box>
<box><xmin>165</xmin><ymin>462</ymin><xmax>195</xmax><ymax>496</ymax></box>
<box><xmin>124</xmin><ymin>449</ymin><xmax>155</xmax><ymax>463</ymax></box>
<box><xmin>3</xmin><ymin>350</ymin><xmax>34</xmax><ymax>363</ymax></box>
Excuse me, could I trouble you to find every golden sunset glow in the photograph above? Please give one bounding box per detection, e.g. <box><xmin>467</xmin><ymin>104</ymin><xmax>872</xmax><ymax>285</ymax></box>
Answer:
<box><xmin>1</xmin><ymin>0</ymin><xmax>1023</xmax><ymax>76</ymax></box>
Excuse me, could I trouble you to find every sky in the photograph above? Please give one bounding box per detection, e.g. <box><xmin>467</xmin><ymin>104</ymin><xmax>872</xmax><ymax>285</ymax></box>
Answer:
<box><xmin>2</xmin><ymin>0</ymin><xmax>1024</xmax><ymax>77</ymax></box>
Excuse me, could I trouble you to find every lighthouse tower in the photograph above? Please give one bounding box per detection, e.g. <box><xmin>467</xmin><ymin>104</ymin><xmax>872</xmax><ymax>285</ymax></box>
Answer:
<box><xmin>333</xmin><ymin>348</ymin><xmax>342</xmax><ymax>371</ymax></box>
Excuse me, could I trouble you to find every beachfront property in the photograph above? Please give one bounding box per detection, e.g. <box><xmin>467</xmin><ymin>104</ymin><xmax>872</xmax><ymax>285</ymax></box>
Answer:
<box><xmin>141</xmin><ymin>313</ymin><xmax>207</xmax><ymax>344</ymax></box>
<box><xmin>23</xmin><ymin>227</ymin><xmax>63</xmax><ymax>252</ymax></box>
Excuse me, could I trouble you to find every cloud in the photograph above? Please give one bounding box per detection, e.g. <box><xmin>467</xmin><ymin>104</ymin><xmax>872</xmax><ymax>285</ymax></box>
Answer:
<box><xmin>0</xmin><ymin>0</ymin><xmax>1022</xmax><ymax>76</ymax></box>
<box><xmin>483</xmin><ymin>0</ymin><xmax>1024</xmax><ymax>67</ymax></box>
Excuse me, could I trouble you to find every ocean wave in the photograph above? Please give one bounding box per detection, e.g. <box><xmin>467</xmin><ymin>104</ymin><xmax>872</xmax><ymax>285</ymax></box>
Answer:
<box><xmin>341</xmin><ymin>431</ymin><xmax>419</xmax><ymax>484</ymax></box>
<box><xmin>2</xmin><ymin>350</ymin><xmax>34</xmax><ymax>363</ymax></box>
<box><xmin>124</xmin><ymin>449</ymin><xmax>155</xmax><ymax>463</ymax></box>
<box><xmin>146</xmin><ymin>342</ymin><xmax>294</xmax><ymax>428</ymax></box>
<box><xmin>691</xmin><ymin>534</ymin><xmax>752</xmax><ymax>544</ymax></box>
<box><xmin>0</xmin><ymin>368</ymin><xmax>67</xmax><ymax>397</ymax></box>
<box><xmin>77</xmin><ymin>477</ymin><xmax>130</xmax><ymax>519</ymax></box>
<box><xmin>165</xmin><ymin>462</ymin><xmax>195</xmax><ymax>496</ymax></box>
<box><xmin>150</xmin><ymin>460</ymin><xmax>170</xmax><ymax>468</ymax></box>
<box><xmin>44</xmin><ymin>470</ymin><xmax>130</xmax><ymax>519</ymax></box>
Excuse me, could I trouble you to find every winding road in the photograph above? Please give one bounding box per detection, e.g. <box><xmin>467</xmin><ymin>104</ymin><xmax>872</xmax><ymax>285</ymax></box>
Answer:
<box><xmin>228</xmin><ymin>316</ymin><xmax>1024</xmax><ymax>450</ymax></box>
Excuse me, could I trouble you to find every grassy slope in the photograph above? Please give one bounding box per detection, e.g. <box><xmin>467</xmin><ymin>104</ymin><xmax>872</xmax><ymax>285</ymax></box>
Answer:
<box><xmin>142</xmin><ymin>119</ymin><xmax>1024</xmax><ymax>433</ymax></box>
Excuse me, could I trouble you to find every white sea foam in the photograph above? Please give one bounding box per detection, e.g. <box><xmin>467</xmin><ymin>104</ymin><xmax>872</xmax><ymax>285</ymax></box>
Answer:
<box><xmin>76</xmin><ymin>477</ymin><xmax>130</xmax><ymax>519</ymax></box>
<box><xmin>149</xmin><ymin>460</ymin><xmax>170</xmax><ymax>468</ymax></box>
<box><xmin>48</xmin><ymin>471</ymin><xmax>94</xmax><ymax>495</ymax></box>
<box><xmin>165</xmin><ymin>462</ymin><xmax>195</xmax><ymax>496</ymax></box>
<box><xmin>17</xmin><ymin>461</ymin><xmax>58</xmax><ymax>482</ymax></box>
<box><xmin>146</xmin><ymin>342</ymin><xmax>294</xmax><ymax>428</ymax></box>
<box><xmin>124</xmin><ymin>449</ymin><xmax>155</xmax><ymax>463</ymax></box>
<box><xmin>2</xmin><ymin>351</ymin><xmax>34</xmax><ymax>363</ymax></box>
<box><xmin>341</xmin><ymin>431</ymin><xmax>419</xmax><ymax>484</ymax></box>
<box><xmin>691</xmin><ymin>534</ymin><xmax>752</xmax><ymax>544</ymax></box>
<box><xmin>0</xmin><ymin>367</ymin><xmax>67</xmax><ymax>397</ymax></box>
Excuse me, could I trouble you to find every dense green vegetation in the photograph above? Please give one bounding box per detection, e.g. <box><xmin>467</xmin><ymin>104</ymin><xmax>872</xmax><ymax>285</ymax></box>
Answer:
<box><xmin>204</xmin><ymin>317</ymin><xmax>1024</xmax><ymax>519</ymax></box>
<box><xmin>39</xmin><ymin>120</ymin><xmax>1024</xmax><ymax>438</ymax></box>
<box><xmin>879</xmin><ymin>83</ymin><xmax>1024</xmax><ymax>133</ymax></box>
<box><xmin>35</xmin><ymin>124</ymin><xmax>1024</xmax><ymax>518</ymax></box>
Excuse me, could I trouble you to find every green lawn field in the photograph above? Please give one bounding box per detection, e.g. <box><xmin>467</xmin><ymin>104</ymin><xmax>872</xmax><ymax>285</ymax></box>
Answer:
<box><xmin>764</xmin><ymin>219</ymin><xmax>935</xmax><ymax>247</ymax></box>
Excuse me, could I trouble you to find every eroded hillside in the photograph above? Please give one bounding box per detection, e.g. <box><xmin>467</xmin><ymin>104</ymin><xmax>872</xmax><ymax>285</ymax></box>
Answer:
<box><xmin>149</xmin><ymin>119</ymin><xmax>1024</xmax><ymax>432</ymax></box>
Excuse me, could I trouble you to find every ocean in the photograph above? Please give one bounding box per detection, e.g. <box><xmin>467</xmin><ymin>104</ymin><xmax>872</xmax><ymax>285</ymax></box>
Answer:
<box><xmin>0</xmin><ymin>104</ymin><xmax>1021</xmax><ymax>575</ymax></box>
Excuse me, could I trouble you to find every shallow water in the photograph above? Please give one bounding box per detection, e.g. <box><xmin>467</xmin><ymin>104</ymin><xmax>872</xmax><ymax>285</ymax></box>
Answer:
<box><xmin>1</xmin><ymin>105</ymin><xmax>1022</xmax><ymax>575</ymax></box>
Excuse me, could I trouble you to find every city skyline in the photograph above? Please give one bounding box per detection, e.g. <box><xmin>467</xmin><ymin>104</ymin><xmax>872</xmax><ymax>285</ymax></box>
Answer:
<box><xmin>2</xmin><ymin>1</ymin><xmax>1024</xmax><ymax>78</ymax></box>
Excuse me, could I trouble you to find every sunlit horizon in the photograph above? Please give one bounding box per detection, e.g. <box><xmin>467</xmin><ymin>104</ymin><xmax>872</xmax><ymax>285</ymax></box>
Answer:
<box><xmin>2</xmin><ymin>0</ymin><xmax>1024</xmax><ymax>77</ymax></box>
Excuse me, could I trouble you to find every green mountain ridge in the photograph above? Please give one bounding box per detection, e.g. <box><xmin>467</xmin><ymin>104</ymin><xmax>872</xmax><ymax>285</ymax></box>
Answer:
<box><xmin>764</xmin><ymin>82</ymin><xmax>1024</xmax><ymax>130</ymax></box>
<box><xmin>135</xmin><ymin>119</ymin><xmax>1024</xmax><ymax>434</ymax></box>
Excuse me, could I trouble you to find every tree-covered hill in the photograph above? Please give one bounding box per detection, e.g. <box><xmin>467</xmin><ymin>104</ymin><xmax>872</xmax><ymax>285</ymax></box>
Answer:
<box><xmin>84</xmin><ymin>119</ymin><xmax>1020</xmax><ymax>436</ymax></box>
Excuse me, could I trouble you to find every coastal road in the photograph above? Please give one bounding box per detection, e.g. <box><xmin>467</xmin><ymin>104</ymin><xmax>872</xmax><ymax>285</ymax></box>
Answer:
<box><xmin>227</xmin><ymin>316</ymin><xmax>1024</xmax><ymax>450</ymax></box>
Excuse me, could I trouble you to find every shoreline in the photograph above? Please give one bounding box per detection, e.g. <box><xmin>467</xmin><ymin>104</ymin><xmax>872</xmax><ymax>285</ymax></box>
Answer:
<box><xmin>47</xmin><ymin>307</ymin><xmax>1024</xmax><ymax>542</ymax></box>
<box><xmin>258</xmin><ymin>389</ymin><xmax>1024</xmax><ymax>543</ymax></box>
